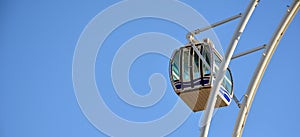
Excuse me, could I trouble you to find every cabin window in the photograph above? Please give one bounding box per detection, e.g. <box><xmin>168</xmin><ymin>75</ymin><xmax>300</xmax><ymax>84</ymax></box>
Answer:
<box><xmin>193</xmin><ymin>50</ymin><xmax>200</xmax><ymax>79</ymax></box>
<box><xmin>221</xmin><ymin>69</ymin><xmax>233</xmax><ymax>94</ymax></box>
<box><xmin>183</xmin><ymin>48</ymin><xmax>191</xmax><ymax>82</ymax></box>
<box><xmin>171</xmin><ymin>50</ymin><xmax>180</xmax><ymax>81</ymax></box>
<box><xmin>203</xmin><ymin>46</ymin><xmax>211</xmax><ymax>76</ymax></box>
<box><xmin>213</xmin><ymin>52</ymin><xmax>233</xmax><ymax>94</ymax></box>
<box><xmin>213</xmin><ymin>53</ymin><xmax>221</xmax><ymax>71</ymax></box>
<box><xmin>213</xmin><ymin>52</ymin><xmax>222</xmax><ymax>78</ymax></box>
<box><xmin>225</xmin><ymin>69</ymin><xmax>233</xmax><ymax>94</ymax></box>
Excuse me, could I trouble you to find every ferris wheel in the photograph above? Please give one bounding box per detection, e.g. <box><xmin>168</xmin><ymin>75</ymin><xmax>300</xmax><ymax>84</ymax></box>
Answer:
<box><xmin>168</xmin><ymin>0</ymin><xmax>300</xmax><ymax>137</ymax></box>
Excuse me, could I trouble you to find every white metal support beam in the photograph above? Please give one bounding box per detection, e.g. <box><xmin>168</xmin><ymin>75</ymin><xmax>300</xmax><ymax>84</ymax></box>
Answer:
<box><xmin>231</xmin><ymin>44</ymin><xmax>266</xmax><ymax>60</ymax></box>
<box><xmin>186</xmin><ymin>13</ymin><xmax>242</xmax><ymax>39</ymax></box>
<box><xmin>232</xmin><ymin>1</ymin><xmax>300</xmax><ymax>137</ymax></box>
<box><xmin>199</xmin><ymin>1</ymin><xmax>260</xmax><ymax>137</ymax></box>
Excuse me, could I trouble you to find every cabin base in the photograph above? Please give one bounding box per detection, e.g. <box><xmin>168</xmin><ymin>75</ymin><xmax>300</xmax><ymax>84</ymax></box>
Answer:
<box><xmin>178</xmin><ymin>87</ymin><xmax>228</xmax><ymax>112</ymax></box>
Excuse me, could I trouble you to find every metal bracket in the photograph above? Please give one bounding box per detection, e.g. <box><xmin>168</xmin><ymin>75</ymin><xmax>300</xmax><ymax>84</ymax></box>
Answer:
<box><xmin>186</xmin><ymin>13</ymin><xmax>242</xmax><ymax>40</ymax></box>
<box><xmin>231</xmin><ymin>44</ymin><xmax>266</xmax><ymax>60</ymax></box>
<box><xmin>233</xmin><ymin>94</ymin><xmax>242</xmax><ymax>108</ymax></box>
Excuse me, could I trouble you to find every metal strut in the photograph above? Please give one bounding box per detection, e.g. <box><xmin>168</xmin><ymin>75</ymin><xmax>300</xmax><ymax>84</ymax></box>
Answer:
<box><xmin>199</xmin><ymin>1</ymin><xmax>260</xmax><ymax>137</ymax></box>
<box><xmin>233</xmin><ymin>94</ymin><xmax>242</xmax><ymax>108</ymax></box>
<box><xmin>231</xmin><ymin>44</ymin><xmax>266</xmax><ymax>60</ymax></box>
<box><xmin>232</xmin><ymin>0</ymin><xmax>300</xmax><ymax>137</ymax></box>
<box><xmin>186</xmin><ymin>13</ymin><xmax>242</xmax><ymax>40</ymax></box>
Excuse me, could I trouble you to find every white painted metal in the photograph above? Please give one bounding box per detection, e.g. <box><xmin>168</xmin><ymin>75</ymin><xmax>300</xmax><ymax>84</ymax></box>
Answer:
<box><xmin>189</xmin><ymin>38</ymin><xmax>211</xmax><ymax>71</ymax></box>
<box><xmin>232</xmin><ymin>94</ymin><xmax>241</xmax><ymax>108</ymax></box>
<box><xmin>186</xmin><ymin>13</ymin><xmax>242</xmax><ymax>40</ymax></box>
<box><xmin>231</xmin><ymin>45</ymin><xmax>266</xmax><ymax>60</ymax></box>
<box><xmin>199</xmin><ymin>1</ymin><xmax>260</xmax><ymax>137</ymax></box>
<box><xmin>232</xmin><ymin>1</ymin><xmax>300</xmax><ymax>137</ymax></box>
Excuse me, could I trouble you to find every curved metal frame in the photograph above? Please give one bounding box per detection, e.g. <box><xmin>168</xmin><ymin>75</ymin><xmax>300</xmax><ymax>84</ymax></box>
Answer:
<box><xmin>233</xmin><ymin>1</ymin><xmax>300</xmax><ymax>136</ymax></box>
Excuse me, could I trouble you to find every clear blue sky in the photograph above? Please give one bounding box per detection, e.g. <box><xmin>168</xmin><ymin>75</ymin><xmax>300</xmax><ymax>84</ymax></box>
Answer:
<box><xmin>1</xmin><ymin>0</ymin><xmax>299</xmax><ymax>137</ymax></box>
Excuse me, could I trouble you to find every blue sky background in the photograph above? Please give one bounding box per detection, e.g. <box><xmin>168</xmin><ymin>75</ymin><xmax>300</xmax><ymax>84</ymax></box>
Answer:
<box><xmin>1</xmin><ymin>0</ymin><xmax>300</xmax><ymax>137</ymax></box>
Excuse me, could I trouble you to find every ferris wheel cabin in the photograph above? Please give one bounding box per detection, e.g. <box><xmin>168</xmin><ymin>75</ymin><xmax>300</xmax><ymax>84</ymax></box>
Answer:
<box><xmin>169</xmin><ymin>38</ymin><xmax>234</xmax><ymax>112</ymax></box>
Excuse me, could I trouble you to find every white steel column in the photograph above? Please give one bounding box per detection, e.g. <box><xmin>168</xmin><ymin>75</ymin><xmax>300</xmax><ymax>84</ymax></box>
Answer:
<box><xmin>200</xmin><ymin>1</ymin><xmax>260</xmax><ymax>137</ymax></box>
<box><xmin>232</xmin><ymin>1</ymin><xmax>300</xmax><ymax>137</ymax></box>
